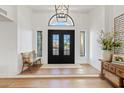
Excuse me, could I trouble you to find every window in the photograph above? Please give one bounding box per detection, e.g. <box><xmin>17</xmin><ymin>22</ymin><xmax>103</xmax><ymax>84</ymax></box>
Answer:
<box><xmin>37</xmin><ymin>31</ymin><xmax>42</xmax><ymax>57</ymax></box>
<box><xmin>64</xmin><ymin>34</ymin><xmax>70</xmax><ymax>55</ymax></box>
<box><xmin>48</xmin><ymin>14</ymin><xmax>74</xmax><ymax>26</ymax></box>
<box><xmin>80</xmin><ymin>31</ymin><xmax>85</xmax><ymax>56</ymax></box>
<box><xmin>53</xmin><ymin>34</ymin><xmax>59</xmax><ymax>55</ymax></box>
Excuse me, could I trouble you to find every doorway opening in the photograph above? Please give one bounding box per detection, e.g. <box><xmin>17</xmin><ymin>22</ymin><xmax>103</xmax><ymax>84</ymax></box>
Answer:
<box><xmin>48</xmin><ymin>30</ymin><xmax>75</xmax><ymax>64</ymax></box>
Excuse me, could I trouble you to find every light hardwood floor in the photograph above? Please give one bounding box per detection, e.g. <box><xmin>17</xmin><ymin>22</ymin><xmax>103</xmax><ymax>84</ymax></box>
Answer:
<box><xmin>0</xmin><ymin>78</ymin><xmax>112</xmax><ymax>88</ymax></box>
<box><xmin>21</xmin><ymin>64</ymin><xmax>99</xmax><ymax>76</ymax></box>
<box><xmin>0</xmin><ymin>64</ymin><xmax>113</xmax><ymax>88</ymax></box>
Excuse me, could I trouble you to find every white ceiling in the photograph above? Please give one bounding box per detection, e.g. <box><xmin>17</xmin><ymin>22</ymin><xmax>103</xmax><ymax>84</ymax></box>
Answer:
<box><xmin>29</xmin><ymin>5</ymin><xmax>98</xmax><ymax>13</ymax></box>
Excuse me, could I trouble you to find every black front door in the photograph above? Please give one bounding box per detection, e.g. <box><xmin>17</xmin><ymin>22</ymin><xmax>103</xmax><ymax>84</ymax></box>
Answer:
<box><xmin>48</xmin><ymin>30</ymin><xmax>75</xmax><ymax>64</ymax></box>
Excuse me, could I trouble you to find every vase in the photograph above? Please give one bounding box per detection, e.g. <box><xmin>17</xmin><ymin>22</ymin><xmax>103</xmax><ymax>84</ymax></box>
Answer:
<box><xmin>102</xmin><ymin>50</ymin><xmax>112</xmax><ymax>62</ymax></box>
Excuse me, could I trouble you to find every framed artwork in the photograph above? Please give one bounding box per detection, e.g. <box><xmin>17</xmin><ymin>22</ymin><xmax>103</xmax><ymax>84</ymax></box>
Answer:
<box><xmin>114</xmin><ymin>13</ymin><xmax>124</xmax><ymax>54</ymax></box>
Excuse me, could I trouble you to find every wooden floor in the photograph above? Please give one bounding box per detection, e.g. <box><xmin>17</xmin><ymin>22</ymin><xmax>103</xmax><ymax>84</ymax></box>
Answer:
<box><xmin>21</xmin><ymin>64</ymin><xmax>99</xmax><ymax>76</ymax></box>
<box><xmin>0</xmin><ymin>78</ymin><xmax>112</xmax><ymax>88</ymax></box>
<box><xmin>0</xmin><ymin>64</ymin><xmax>113</xmax><ymax>88</ymax></box>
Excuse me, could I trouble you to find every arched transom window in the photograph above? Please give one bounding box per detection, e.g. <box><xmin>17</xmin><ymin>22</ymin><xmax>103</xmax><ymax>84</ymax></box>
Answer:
<box><xmin>48</xmin><ymin>14</ymin><xmax>74</xmax><ymax>26</ymax></box>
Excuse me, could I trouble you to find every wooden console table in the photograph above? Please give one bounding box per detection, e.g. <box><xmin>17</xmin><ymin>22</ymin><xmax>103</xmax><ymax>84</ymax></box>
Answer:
<box><xmin>99</xmin><ymin>59</ymin><xmax>124</xmax><ymax>88</ymax></box>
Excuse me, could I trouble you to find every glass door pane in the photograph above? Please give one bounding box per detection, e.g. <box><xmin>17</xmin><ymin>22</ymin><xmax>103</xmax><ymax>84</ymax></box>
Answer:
<box><xmin>53</xmin><ymin>34</ymin><xmax>59</xmax><ymax>55</ymax></box>
<box><xmin>64</xmin><ymin>34</ymin><xmax>70</xmax><ymax>55</ymax></box>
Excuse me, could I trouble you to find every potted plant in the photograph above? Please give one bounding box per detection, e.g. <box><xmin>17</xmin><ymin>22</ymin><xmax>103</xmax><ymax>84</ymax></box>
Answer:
<box><xmin>97</xmin><ymin>30</ymin><xmax>122</xmax><ymax>61</ymax></box>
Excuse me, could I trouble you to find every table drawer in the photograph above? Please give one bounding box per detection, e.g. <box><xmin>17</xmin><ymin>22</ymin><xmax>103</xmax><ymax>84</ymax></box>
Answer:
<box><xmin>109</xmin><ymin>65</ymin><xmax>116</xmax><ymax>73</ymax></box>
<box><xmin>116</xmin><ymin>68</ymin><xmax>124</xmax><ymax>78</ymax></box>
<box><xmin>103</xmin><ymin>69</ymin><xmax>120</xmax><ymax>87</ymax></box>
<box><xmin>103</xmin><ymin>62</ymin><xmax>109</xmax><ymax>70</ymax></box>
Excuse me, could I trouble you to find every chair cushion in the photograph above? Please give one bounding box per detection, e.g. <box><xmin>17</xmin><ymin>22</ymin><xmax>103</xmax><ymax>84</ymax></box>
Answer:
<box><xmin>21</xmin><ymin>52</ymin><xmax>33</xmax><ymax>64</ymax></box>
<box><xmin>32</xmin><ymin>50</ymin><xmax>36</xmax><ymax>60</ymax></box>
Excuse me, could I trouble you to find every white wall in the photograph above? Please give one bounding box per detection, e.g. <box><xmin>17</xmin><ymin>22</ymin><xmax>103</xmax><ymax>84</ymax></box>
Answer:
<box><xmin>89</xmin><ymin>6</ymin><xmax>105</xmax><ymax>70</ymax></box>
<box><xmin>32</xmin><ymin>11</ymin><xmax>89</xmax><ymax>64</ymax></box>
<box><xmin>104</xmin><ymin>6</ymin><xmax>114</xmax><ymax>32</ymax></box>
<box><xmin>17</xmin><ymin>6</ymin><xmax>33</xmax><ymax>73</ymax></box>
<box><xmin>0</xmin><ymin>5</ymin><xmax>17</xmax><ymax>21</ymax></box>
<box><xmin>113</xmin><ymin>6</ymin><xmax>124</xmax><ymax>18</ymax></box>
<box><xmin>0</xmin><ymin>6</ymin><xmax>33</xmax><ymax>75</ymax></box>
<box><xmin>0</xmin><ymin>22</ymin><xmax>17</xmax><ymax>75</ymax></box>
<box><xmin>0</xmin><ymin>6</ymin><xmax>18</xmax><ymax>75</ymax></box>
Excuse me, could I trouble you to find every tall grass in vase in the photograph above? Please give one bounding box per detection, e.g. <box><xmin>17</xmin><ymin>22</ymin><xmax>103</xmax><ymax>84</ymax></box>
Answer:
<box><xmin>97</xmin><ymin>31</ymin><xmax>122</xmax><ymax>61</ymax></box>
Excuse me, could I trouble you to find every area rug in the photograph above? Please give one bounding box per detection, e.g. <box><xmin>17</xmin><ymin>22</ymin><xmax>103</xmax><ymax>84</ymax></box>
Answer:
<box><xmin>41</xmin><ymin>64</ymin><xmax>82</xmax><ymax>68</ymax></box>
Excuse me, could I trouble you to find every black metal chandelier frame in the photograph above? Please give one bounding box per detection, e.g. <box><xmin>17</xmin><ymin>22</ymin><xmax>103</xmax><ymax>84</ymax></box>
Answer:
<box><xmin>55</xmin><ymin>5</ymin><xmax>69</xmax><ymax>22</ymax></box>
<box><xmin>48</xmin><ymin>5</ymin><xmax>75</xmax><ymax>26</ymax></box>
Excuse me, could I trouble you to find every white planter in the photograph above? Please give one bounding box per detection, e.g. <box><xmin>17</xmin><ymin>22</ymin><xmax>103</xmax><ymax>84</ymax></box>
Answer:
<box><xmin>102</xmin><ymin>50</ymin><xmax>112</xmax><ymax>61</ymax></box>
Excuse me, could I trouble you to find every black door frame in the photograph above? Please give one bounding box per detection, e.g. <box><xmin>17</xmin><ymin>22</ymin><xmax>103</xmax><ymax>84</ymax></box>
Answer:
<box><xmin>48</xmin><ymin>29</ymin><xmax>75</xmax><ymax>64</ymax></box>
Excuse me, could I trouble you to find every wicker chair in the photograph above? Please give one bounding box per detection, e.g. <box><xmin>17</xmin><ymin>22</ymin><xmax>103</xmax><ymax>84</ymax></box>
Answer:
<box><xmin>21</xmin><ymin>50</ymin><xmax>41</xmax><ymax>72</ymax></box>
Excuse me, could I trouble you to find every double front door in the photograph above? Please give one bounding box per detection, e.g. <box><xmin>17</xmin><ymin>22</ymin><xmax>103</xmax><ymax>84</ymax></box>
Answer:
<box><xmin>48</xmin><ymin>30</ymin><xmax>75</xmax><ymax>64</ymax></box>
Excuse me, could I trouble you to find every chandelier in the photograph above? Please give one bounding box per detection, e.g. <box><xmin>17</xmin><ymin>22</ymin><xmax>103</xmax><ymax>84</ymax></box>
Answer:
<box><xmin>48</xmin><ymin>5</ymin><xmax>74</xmax><ymax>26</ymax></box>
<box><xmin>55</xmin><ymin>5</ymin><xmax>69</xmax><ymax>21</ymax></box>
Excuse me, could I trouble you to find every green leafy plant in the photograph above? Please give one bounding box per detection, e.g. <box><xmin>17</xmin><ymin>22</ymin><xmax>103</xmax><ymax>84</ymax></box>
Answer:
<box><xmin>97</xmin><ymin>31</ymin><xmax>123</xmax><ymax>51</ymax></box>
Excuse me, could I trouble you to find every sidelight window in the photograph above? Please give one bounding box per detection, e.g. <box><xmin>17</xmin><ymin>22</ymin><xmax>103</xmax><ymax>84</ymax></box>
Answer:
<box><xmin>37</xmin><ymin>31</ymin><xmax>42</xmax><ymax>57</ymax></box>
<box><xmin>80</xmin><ymin>31</ymin><xmax>85</xmax><ymax>56</ymax></box>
